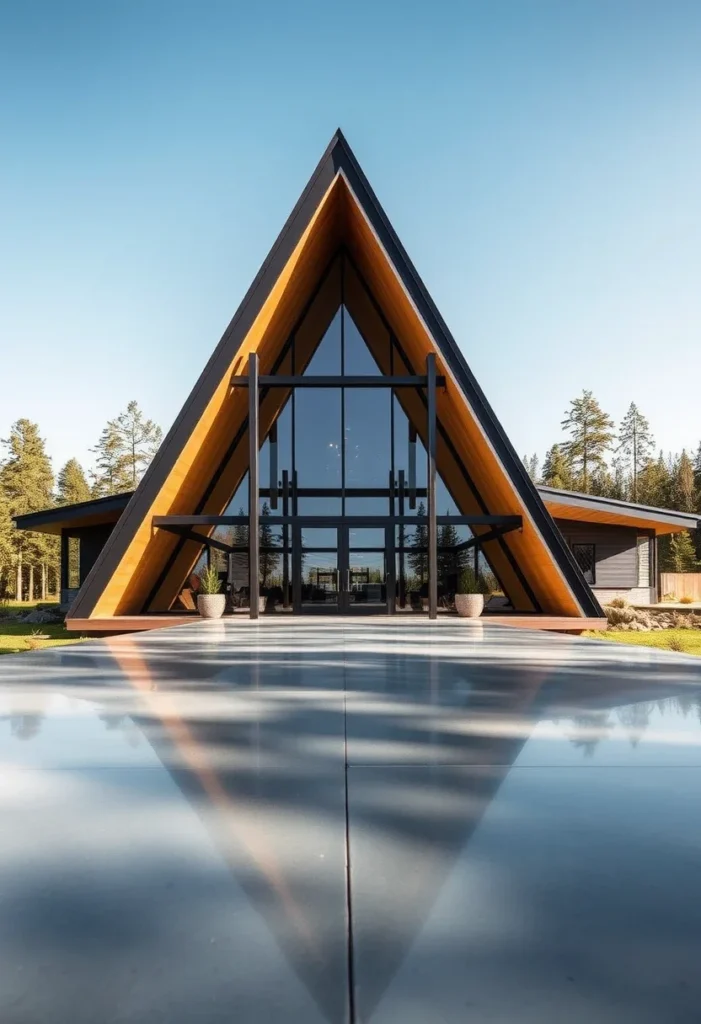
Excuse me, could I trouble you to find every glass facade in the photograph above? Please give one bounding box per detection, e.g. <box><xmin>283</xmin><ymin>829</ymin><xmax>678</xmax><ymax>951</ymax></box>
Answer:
<box><xmin>171</xmin><ymin>285</ymin><xmax>502</xmax><ymax>617</ymax></box>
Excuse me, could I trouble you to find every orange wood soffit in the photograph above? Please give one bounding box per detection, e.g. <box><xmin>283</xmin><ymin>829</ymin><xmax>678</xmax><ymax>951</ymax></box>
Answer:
<box><xmin>91</xmin><ymin>177</ymin><xmax>345</xmax><ymax>618</ymax></box>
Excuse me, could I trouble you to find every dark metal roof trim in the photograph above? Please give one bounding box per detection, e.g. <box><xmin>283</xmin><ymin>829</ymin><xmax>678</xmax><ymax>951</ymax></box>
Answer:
<box><xmin>539</xmin><ymin>486</ymin><xmax>701</xmax><ymax>530</ymax></box>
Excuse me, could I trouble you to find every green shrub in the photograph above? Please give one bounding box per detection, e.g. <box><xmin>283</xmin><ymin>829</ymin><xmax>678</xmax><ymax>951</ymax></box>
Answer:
<box><xmin>668</xmin><ymin>635</ymin><xmax>685</xmax><ymax>652</ymax></box>
<box><xmin>662</xmin><ymin>593</ymin><xmax>676</xmax><ymax>602</ymax></box>
<box><xmin>457</xmin><ymin>567</ymin><xmax>491</xmax><ymax>595</ymax></box>
<box><xmin>609</xmin><ymin>597</ymin><xmax>628</xmax><ymax>609</ymax></box>
<box><xmin>199</xmin><ymin>565</ymin><xmax>222</xmax><ymax>595</ymax></box>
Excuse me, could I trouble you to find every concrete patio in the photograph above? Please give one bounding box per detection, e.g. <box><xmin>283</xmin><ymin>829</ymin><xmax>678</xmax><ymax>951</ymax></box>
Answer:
<box><xmin>1</xmin><ymin>618</ymin><xmax>700</xmax><ymax>1023</ymax></box>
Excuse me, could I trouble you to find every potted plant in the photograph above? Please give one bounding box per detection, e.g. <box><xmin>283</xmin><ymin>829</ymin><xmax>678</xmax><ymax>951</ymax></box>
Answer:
<box><xmin>455</xmin><ymin>567</ymin><xmax>488</xmax><ymax>618</ymax></box>
<box><xmin>197</xmin><ymin>565</ymin><xmax>226</xmax><ymax>619</ymax></box>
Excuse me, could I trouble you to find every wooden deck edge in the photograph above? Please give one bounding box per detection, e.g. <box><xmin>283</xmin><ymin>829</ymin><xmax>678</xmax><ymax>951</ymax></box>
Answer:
<box><xmin>66</xmin><ymin>616</ymin><xmax>196</xmax><ymax>633</ymax></box>
<box><xmin>484</xmin><ymin>616</ymin><xmax>608</xmax><ymax>632</ymax></box>
<box><xmin>66</xmin><ymin>614</ymin><xmax>609</xmax><ymax>634</ymax></box>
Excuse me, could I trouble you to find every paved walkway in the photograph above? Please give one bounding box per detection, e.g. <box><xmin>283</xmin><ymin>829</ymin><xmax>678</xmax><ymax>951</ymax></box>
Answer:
<box><xmin>1</xmin><ymin>618</ymin><xmax>700</xmax><ymax>1023</ymax></box>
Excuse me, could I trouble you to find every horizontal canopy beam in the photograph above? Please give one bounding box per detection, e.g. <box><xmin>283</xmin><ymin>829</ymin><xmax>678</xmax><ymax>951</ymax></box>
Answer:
<box><xmin>258</xmin><ymin>487</ymin><xmax>430</xmax><ymax>498</ymax></box>
<box><xmin>453</xmin><ymin>522</ymin><xmax>522</xmax><ymax>552</ymax></box>
<box><xmin>155</xmin><ymin>523</ymin><xmax>238</xmax><ymax>555</ymax></box>
<box><xmin>231</xmin><ymin>374</ymin><xmax>446</xmax><ymax>389</ymax></box>
<box><xmin>154</xmin><ymin>514</ymin><xmax>522</xmax><ymax>528</ymax></box>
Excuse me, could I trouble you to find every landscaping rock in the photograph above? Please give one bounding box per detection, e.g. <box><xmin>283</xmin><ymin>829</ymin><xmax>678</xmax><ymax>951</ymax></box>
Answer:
<box><xmin>21</xmin><ymin>610</ymin><xmax>62</xmax><ymax>624</ymax></box>
<box><xmin>604</xmin><ymin>603</ymin><xmax>701</xmax><ymax>633</ymax></box>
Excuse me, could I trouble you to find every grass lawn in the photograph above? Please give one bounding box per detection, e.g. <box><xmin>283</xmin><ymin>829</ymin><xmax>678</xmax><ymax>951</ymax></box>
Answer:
<box><xmin>584</xmin><ymin>628</ymin><xmax>701</xmax><ymax>657</ymax></box>
<box><xmin>0</xmin><ymin>623</ymin><xmax>86</xmax><ymax>656</ymax></box>
<box><xmin>2</xmin><ymin>599</ymin><xmax>60</xmax><ymax>615</ymax></box>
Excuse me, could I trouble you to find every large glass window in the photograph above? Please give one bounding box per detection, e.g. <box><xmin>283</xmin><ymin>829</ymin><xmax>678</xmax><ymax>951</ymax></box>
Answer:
<box><xmin>303</xmin><ymin>309</ymin><xmax>342</xmax><ymax>375</ymax></box>
<box><xmin>201</xmin><ymin>278</ymin><xmax>506</xmax><ymax>613</ymax></box>
<box><xmin>343</xmin><ymin>309</ymin><xmax>386</xmax><ymax>375</ymax></box>
<box><xmin>344</xmin><ymin>388</ymin><xmax>391</xmax><ymax>489</ymax></box>
<box><xmin>295</xmin><ymin>388</ymin><xmax>342</xmax><ymax>488</ymax></box>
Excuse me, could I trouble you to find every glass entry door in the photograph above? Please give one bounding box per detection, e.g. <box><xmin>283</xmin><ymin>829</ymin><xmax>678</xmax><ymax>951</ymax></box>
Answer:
<box><xmin>292</xmin><ymin>524</ymin><xmax>391</xmax><ymax>614</ymax></box>
<box><xmin>342</xmin><ymin>526</ymin><xmax>390</xmax><ymax>614</ymax></box>
<box><xmin>294</xmin><ymin>527</ymin><xmax>340</xmax><ymax>613</ymax></box>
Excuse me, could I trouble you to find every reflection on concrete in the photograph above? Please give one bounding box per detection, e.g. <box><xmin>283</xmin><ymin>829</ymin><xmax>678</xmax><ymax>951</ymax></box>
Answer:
<box><xmin>0</xmin><ymin>618</ymin><xmax>700</xmax><ymax>1022</ymax></box>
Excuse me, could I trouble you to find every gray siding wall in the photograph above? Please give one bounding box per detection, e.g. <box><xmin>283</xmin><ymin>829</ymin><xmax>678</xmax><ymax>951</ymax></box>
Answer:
<box><xmin>554</xmin><ymin>519</ymin><xmax>640</xmax><ymax>589</ymax></box>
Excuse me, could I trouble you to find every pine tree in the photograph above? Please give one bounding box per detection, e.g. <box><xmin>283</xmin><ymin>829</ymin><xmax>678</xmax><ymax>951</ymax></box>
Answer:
<box><xmin>617</xmin><ymin>403</ymin><xmax>654</xmax><ymax>502</ymax></box>
<box><xmin>90</xmin><ymin>421</ymin><xmax>133</xmax><ymax>496</ymax></box>
<box><xmin>662</xmin><ymin>531</ymin><xmax>699</xmax><ymax>573</ymax></box>
<box><xmin>0</xmin><ymin>420</ymin><xmax>58</xmax><ymax>600</ymax></box>
<box><xmin>671</xmin><ymin>450</ymin><xmax>696</xmax><ymax>513</ymax></box>
<box><xmin>115</xmin><ymin>401</ymin><xmax>163</xmax><ymax>487</ymax></box>
<box><xmin>259</xmin><ymin>502</ymin><xmax>280</xmax><ymax>588</ymax></box>
<box><xmin>57</xmin><ymin>459</ymin><xmax>91</xmax><ymax>505</ymax></box>
<box><xmin>91</xmin><ymin>401</ymin><xmax>162</xmax><ymax>495</ymax></box>
<box><xmin>437</xmin><ymin>518</ymin><xmax>468</xmax><ymax>590</ymax></box>
<box><xmin>637</xmin><ymin>452</ymin><xmax>671</xmax><ymax>508</ymax></box>
<box><xmin>609</xmin><ymin>455</ymin><xmax>629</xmax><ymax>501</ymax></box>
<box><xmin>0</xmin><ymin>489</ymin><xmax>14</xmax><ymax>599</ymax></box>
<box><xmin>589</xmin><ymin>465</ymin><xmax>616</xmax><ymax>498</ymax></box>
<box><xmin>406</xmin><ymin>501</ymin><xmax>429</xmax><ymax>584</ymax></box>
<box><xmin>232</xmin><ymin>506</ymin><xmax>249</xmax><ymax>547</ymax></box>
<box><xmin>561</xmin><ymin>391</ymin><xmax>614</xmax><ymax>493</ymax></box>
<box><xmin>541</xmin><ymin>445</ymin><xmax>574</xmax><ymax>489</ymax></box>
<box><xmin>693</xmin><ymin>442</ymin><xmax>701</xmax><ymax>562</ymax></box>
<box><xmin>522</xmin><ymin>454</ymin><xmax>539</xmax><ymax>482</ymax></box>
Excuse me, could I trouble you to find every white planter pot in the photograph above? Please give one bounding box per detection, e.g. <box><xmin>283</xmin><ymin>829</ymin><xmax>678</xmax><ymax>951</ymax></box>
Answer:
<box><xmin>197</xmin><ymin>594</ymin><xmax>226</xmax><ymax>619</ymax></box>
<box><xmin>455</xmin><ymin>593</ymin><xmax>484</xmax><ymax>618</ymax></box>
<box><xmin>259</xmin><ymin>595</ymin><xmax>267</xmax><ymax>613</ymax></box>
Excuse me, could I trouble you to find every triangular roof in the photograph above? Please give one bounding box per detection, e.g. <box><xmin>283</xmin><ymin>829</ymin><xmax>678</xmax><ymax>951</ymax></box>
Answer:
<box><xmin>68</xmin><ymin>130</ymin><xmax>601</xmax><ymax>621</ymax></box>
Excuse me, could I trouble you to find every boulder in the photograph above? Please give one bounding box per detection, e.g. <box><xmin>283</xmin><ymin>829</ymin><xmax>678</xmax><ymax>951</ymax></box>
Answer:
<box><xmin>21</xmin><ymin>610</ymin><xmax>61</xmax><ymax>624</ymax></box>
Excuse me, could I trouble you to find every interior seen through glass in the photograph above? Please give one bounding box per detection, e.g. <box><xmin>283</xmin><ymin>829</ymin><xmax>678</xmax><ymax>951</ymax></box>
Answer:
<box><xmin>184</xmin><ymin>298</ymin><xmax>501</xmax><ymax>614</ymax></box>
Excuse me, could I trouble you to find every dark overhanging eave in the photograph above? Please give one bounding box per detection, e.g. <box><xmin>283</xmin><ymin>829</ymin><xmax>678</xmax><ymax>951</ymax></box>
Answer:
<box><xmin>539</xmin><ymin>486</ymin><xmax>701</xmax><ymax>531</ymax></box>
<box><xmin>13</xmin><ymin>492</ymin><xmax>134</xmax><ymax>533</ymax></box>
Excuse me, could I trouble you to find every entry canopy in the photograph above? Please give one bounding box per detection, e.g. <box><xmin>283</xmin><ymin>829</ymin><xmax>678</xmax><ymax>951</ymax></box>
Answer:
<box><xmin>67</xmin><ymin>130</ymin><xmax>602</xmax><ymax>622</ymax></box>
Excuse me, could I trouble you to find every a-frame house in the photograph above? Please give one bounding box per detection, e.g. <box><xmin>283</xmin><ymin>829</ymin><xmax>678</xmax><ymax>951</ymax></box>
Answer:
<box><xmin>63</xmin><ymin>130</ymin><xmax>604</xmax><ymax>630</ymax></box>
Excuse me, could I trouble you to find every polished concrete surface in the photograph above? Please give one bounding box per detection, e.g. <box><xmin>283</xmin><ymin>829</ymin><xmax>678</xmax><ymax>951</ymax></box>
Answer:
<box><xmin>1</xmin><ymin>618</ymin><xmax>700</xmax><ymax>1022</ymax></box>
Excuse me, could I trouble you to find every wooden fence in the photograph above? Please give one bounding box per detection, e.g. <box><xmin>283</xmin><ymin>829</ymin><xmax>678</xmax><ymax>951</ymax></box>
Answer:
<box><xmin>660</xmin><ymin>573</ymin><xmax>701</xmax><ymax>601</ymax></box>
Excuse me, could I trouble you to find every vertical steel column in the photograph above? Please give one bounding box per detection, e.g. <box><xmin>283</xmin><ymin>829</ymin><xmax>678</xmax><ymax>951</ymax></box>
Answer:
<box><xmin>60</xmin><ymin>532</ymin><xmax>69</xmax><ymax>594</ymax></box>
<box><xmin>398</xmin><ymin>469</ymin><xmax>406</xmax><ymax>609</ymax></box>
<box><xmin>282</xmin><ymin>469</ymin><xmax>290</xmax><ymax>607</ymax></box>
<box><xmin>426</xmin><ymin>353</ymin><xmax>438</xmax><ymax>620</ymax></box>
<box><xmin>269</xmin><ymin>422</ymin><xmax>278</xmax><ymax>510</ymax></box>
<box><xmin>249</xmin><ymin>352</ymin><xmax>260</xmax><ymax>619</ymax></box>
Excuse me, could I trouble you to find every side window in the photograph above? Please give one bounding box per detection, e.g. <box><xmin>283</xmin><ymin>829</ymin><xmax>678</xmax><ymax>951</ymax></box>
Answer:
<box><xmin>572</xmin><ymin>543</ymin><xmax>595</xmax><ymax>585</ymax></box>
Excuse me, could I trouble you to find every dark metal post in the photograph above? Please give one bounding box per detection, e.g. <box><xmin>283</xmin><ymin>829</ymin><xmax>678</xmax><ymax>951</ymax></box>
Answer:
<box><xmin>60</xmin><ymin>532</ymin><xmax>69</xmax><ymax>595</ymax></box>
<box><xmin>408</xmin><ymin>425</ymin><xmax>417</xmax><ymax>510</ymax></box>
<box><xmin>249</xmin><ymin>352</ymin><xmax>260</xmax><ymax>619</ymax></box>
<box><xmin>269</xmin><ymin>422</ymin><xmax>278</xmax><ymax>510</ymax></box>
<box><xmin>426</xmin><ymin>354</ymin><xmax>437</xmax><ymax>620</ymax></box>
<box><xmin>398</xmin><ymin>470</ymin><xmax>406</xmax><ymax>609</ymax></box>
<box><xmin>282</xmin><ymin>470</ymin><xmax>290</xmax><ymax>607</ymax></box>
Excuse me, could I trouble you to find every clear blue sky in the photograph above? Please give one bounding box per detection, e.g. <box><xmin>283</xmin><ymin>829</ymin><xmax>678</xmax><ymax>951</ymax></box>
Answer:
<box><xmin>1</xmin><ymin>0</ymin><xmax>700</xmax><ymax>479</ymax></box>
